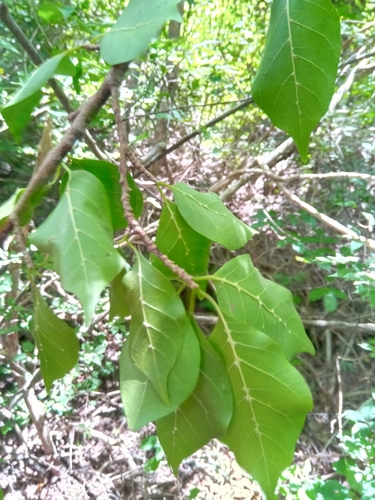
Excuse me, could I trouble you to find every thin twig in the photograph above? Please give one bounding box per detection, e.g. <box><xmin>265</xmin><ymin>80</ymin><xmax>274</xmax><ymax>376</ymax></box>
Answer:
<box><xmin>110</xmin><ymin>72</ymin><xmax>198</xmax><ymax>289</ymax></box>
<box><xmin>336</xmin><ymin>356</ymin><xmax>344</xmax><ymax>440</ymax></box>
<box><xmin>121</xmin><ymin>97</ymin><xmax>256</xmax><ymax>121</ymax></box>
<box><xmin>194</xmin><ymin>315</ymin><xmax>375</xmax><ymax>334</ymax></box>
<box><xmin>146</xmin><ymin>96</ymin><xmax>254</xmax><ymax>168</ymax></box>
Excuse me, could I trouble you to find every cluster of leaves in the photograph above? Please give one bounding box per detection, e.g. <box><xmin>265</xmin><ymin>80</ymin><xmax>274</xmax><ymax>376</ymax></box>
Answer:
<box><xmin>0</xmin><ymin>0</ymin><xmax>347</xmax><ymax>498</ymax></box>
<box><xmin>27</xmin><ymin>159</ymin><xmax>314</xmax><ymax>498</ymax></box>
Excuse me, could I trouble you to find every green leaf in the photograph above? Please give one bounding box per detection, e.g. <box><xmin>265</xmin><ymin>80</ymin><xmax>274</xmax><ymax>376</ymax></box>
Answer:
<box><xmin>38</xmin><ymin>2</ymin><xmax>64</xmax><ymax>24</ymax></box>
<box><xmin>123</xmin><ymin>254</ymin><xmax>192</xmax><ymax>404</ymax></box>
<box><xmin>171</xmin><ymin>183</ymin><xmax>256</xmax><ymax>250</ymax></box>
<box><xmin>71</xmin><ymin>159</ymin><xmax>143</xmax><ymax>230</ymax></box>
<box><xmin>1</xmin><ymin>52</ymin><xmax>76</xmax><ymax>138</ymax></box>
<box><xmin>100</xmin><ymin>0</ymin><xmax>183</xmax><ymax>65</ymax></box>
<box><xmin>213</xmin><ymin>255</ymin><xmax>314</xmax><ymax>359</ymax></box>
<box><xmin>323</xmin><ymin>292</ymin><xmax>337</xmax><ymax>312</ymax></box>
<box><xmin>109</xmin><ymin>269</ymin><xmax>130</xmax><ymax>320</ymax></box>
<box><xmin>252</xmin><ymin>0</ymin><xmax>341</xmax><ymax>162</ymax></box>
<box><xmin>30</xmin><ymin>170</ymin><xmax>124</xmax><ymax>323</ymax></box>
<box><xmin>0</xmin><ymin>189</ymin><xmax>24</xmax><ymax>226</ymax></box>
<box><xmin>0</xmin><ymin>186</ymin><xmax>49</xmax><ymax>229</ymax></box>
<box><xmin>119</xmin><ymin>318</ymin><xmax>200</xmax><ymax>430</ymax></box>
<box><xmin>152</xmin><ymin>200</ymin><xmax>211</xmax><ymax>279</ymax></box>
<box><xmin>156</xmin><ymin>321</ymin><xmax>233</xmax><ymax>474</ymax></box>
<box><xmin>30</xmin><ymin>288</ymin><xmax>79</xmax><ymax>392</ymax></box>
<box><xmin>209</xmin><ymin>315</ymin><xmax>313</xmax><ymax>500</ymax></box>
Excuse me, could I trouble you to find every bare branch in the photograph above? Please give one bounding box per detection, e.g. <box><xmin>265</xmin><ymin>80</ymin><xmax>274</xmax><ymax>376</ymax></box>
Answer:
<box><xmin>146</xmin><ymin>96</ymin><xmax>254</xmax><ymax>168</ymax></box>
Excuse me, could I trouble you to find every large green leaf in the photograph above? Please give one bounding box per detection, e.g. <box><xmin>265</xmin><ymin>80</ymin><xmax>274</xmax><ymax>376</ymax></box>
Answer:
<box><xmin>30</xmin><ymin>288</ymin><xmax>79</xmax><ymax>391</ymax></box>
<box><xmin>100</xmin><ymin>0</ymin><xmax>182</xmax><ymax>65</ymax></box>
<box><xmin>209</xmin><ymin>315</ymin><xmax>313</xmax><ymax>500</ymax></box>
<box><xmin>30</xmin><ymin>170</ymin><xmax>124</xmax><ymax>323</ymax></box>
<box><xmin>156</xmin><ymin>321</ymin><xmax>233</xmax><ymax>473</ymax></box>
<box><xmin>1</xmin><ymin>52</ymin><xmax>76</xmax><ymax>138</ymax></box>
<box><xmin>213</xmin><ymin>255</ymin><xmax>315</xmax><ymax>360</ymax></box>
<box><xmin>123</xmin><ymin>254</ymin><xmax>192</xmax><ymax>404</ymax></box>
<box><xmin>171</xmin><ymin>183</ymin><xmax>256</xmax><ymax>250</ymax></box>
<box><xmin>119</xmin><ymin>318</ymin><xmax>200</xmax><ymax>430</ymax></box>
<box><xmin>71</xmin><ymin>159</ymin><xmax>143</xmax><ymax>231</ymax></box>
<box><xmin>152</xmin><ymin>200</ymin><xmax>211</xmax><ymax>279</ymax></box>
<box><xmin>252</xmin><ymin>0</ymin><xmax>341</xmax><ymax>162</ymax></box>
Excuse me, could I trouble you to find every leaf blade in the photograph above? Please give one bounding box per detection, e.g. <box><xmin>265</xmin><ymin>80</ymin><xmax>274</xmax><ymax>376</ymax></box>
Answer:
<box><xmin>71</xmin><ymin>159</ymin><xmax>143</xmax><ymax>231</ymax></box>
<box><xmin>30</xmin><ymin>288</ymin><xmax>79</xmax><ymax>391</ymax></box>
<box><xmin>157</xmin><ymin>321</ymin><xmax>233</xmax><ymax>474</ymax></box>
<box><xmin>209</xmin><ymin>315</ymin><xmax>313</xmax><ymax>499</ymax></box>
<box><xmin>252</xmin><ymin>0</ymin><xmax>341</xmax><ymax>162</ymax></box>
<box><xmin>213</xmin><ymin>254</ymin><xmax>314</xmax><ymax>359</ymax></box>
<box><xmin>1</xmin><ymin>52</ymin><xmax>76</xmax><ymax>138</ymax></box>
<box><xmin>30</xmin><ymin>170</ymin><xmax>124</xmax><ymax>323</ymax></box>
<box><xmin>124</xmin><ymin>255</ymin><xmax>191</xmax><ymax>404</ymax></box>
<box><xmin>119</xmin><ymin>318</ymin><xmax>200</xmax><ymax>430</ymax></box>
<box><xmin>171</xmin><ymin>183</ymin><xmax>256</xmax><ymax>250</ymax></box>
<box><xmin>100</xmin><ymin>0</ymin><xmax>182</xmax><ymax>65</ymax></box>
<box><xmin>152</xmin><ymin>200</ymin><xmax>211</xmax><ymax>278</ymax></box>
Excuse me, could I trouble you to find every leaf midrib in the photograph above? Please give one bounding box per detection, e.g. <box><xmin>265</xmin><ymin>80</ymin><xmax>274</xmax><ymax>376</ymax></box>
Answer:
<box><xmin>220</xmin><ymin>316</ymin><xmax>271</xmax><ymax>492</ymax></box>
<box><xmin>65</xmin><ymin>184</ymin><xmax>90</xmax><ymax>296</ymax></box>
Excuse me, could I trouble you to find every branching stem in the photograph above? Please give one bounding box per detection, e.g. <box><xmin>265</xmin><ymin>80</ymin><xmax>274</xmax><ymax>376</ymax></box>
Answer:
<box><xmin>110</xmin><ymin>72</ymin><xmax>198</xmax><ymax>289</ymax></box>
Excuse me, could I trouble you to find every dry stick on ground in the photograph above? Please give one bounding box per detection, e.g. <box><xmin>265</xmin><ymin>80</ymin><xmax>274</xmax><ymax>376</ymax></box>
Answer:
<box><xmin>110</xmin><ymin>72</ymin><xmax>198</xmax><ymax>289</ymax></box>
<box><xmin>194</xmin><ymin>314</ymin><xmax>375</xmax><ymax>333</ymax></box>
<box><xmin>217</xmin><ymin>138</ymin><xmax>297</xmax><ymax>199</ymax></box>
<box><xmin>277</xmin><ymin>182</ymin><xmax>375</xmax><ymax>251</ymax></box>
<box><xmin>0</xmin><ymin>2</ymin><xmax>107</xmax><ymax>161</ymax></box>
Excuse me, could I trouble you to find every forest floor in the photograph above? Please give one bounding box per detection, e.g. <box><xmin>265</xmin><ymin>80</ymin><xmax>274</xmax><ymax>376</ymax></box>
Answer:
<box><xmin>1</xmin><ymin>323</ymin><xmax>372</xmax><ymax>500</ymax></box>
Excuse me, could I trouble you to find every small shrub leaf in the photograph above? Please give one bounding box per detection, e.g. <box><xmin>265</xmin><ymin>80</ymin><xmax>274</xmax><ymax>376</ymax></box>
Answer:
<box><xmin>123</xmin><ymin>254</ymin><xmax>193</xmax><ymax>404</ymax></box>
<box><xmin>109</xmin><ymin>269</ymin><xmax>130</xmax><ymax>320</ymax></box>
<box><xmin>1</xmin><ymin>52</ymin><xmax>76</xmax><ymax>138</ymax></box>
<box><xmin>152</xmin><ymin>200</ymin><xmax>211</xmax><ymax>278</ymax></box>
<box><xmin>71</xmin><ymin>159</ymin><xmax>143</xmax><ymax>230</ymax></box>
<box><xmin>100</xmin><ymin>0</ymin><xmax>182</xmax><ymax>65</ymax></box>
<box><xmin>119</xmin><ymin>319</ymin><xmax>200</xmax><ymax>430</ymax></box>
<box><xmin>30</xmin><ymin>170</ymin><xmax>124</xmax><ymax>323</ymax></box>
<box><xmin>252</xmin><ymin>0</ymin><xmax>341</xmax><ymax>162</ymax></box>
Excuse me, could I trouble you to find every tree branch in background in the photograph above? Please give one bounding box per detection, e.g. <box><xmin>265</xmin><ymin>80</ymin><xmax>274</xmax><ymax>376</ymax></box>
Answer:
<box><xmin>11</xmin><ymin>64</ymin><xmax>128</xmax><ymax>221</ymax></box>
<box><xmin>215</xmin><ymin>138</ymin><xmax>296</xmax><ymax>199</ymax></box>
<box><xmin>0</xmin><ymin>1</ymin><xmax>108</xmax><ymax>161</ymax></box>
<box><xmin>145</xmin><ymin>96</ymin><xmax>254</xmax><ymax>168</ymax></box>
<box><xmin>278</xmin><ymin>183</ymin><xmax>375</xmax><ymax>251</ymax></box>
